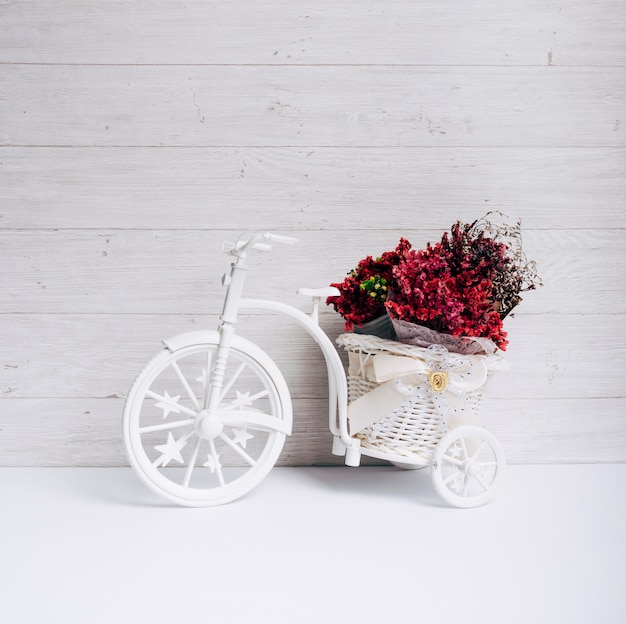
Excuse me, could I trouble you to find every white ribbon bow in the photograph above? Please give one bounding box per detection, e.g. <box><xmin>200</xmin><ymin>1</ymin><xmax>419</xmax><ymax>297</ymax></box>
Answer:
<box><xmin>347</xmin><ymin>345</ymin><xmax>490</xmax><ymax>435</ymax></box>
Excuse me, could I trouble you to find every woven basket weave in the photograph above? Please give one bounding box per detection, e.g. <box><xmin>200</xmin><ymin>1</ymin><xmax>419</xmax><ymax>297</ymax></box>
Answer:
<box><xmin>336</xmin><ymin>332</ymin><xmax>497</xmax><ymax>464</ymax></box>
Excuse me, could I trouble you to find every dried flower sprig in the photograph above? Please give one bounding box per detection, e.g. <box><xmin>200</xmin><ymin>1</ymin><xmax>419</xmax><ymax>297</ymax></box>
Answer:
<box><xmin>467</xmin><ymin>211</ymin><xmax>543</xmax><ymax>318</ymax></box>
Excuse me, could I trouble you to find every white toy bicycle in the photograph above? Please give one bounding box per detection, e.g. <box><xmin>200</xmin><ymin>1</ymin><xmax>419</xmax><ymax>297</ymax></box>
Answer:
<box><xmin>123</xmin><ymin>232</ymin><xmax>505</xmax><ymax>508</ymax></box>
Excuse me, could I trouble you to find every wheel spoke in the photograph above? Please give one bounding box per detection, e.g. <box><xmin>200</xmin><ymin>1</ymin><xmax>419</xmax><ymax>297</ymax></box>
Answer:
<box><xmin>218</xmin><ymin>432</ymin><xmax>257</xmax><ymax>467</ymax></box>
<box><xmin>183</xmin><ymin>437</ymin><xmax>202</xmax><ymax>488</ymax></box>
<box><xmin>473</xmin><ymin>472</ymin><xmax>491</xmax><ymax>493</ymax></box>
<box><xmin>442</xmin><ymin>469</ymin><xmax>462</xmax><ymax>486</ymax></box>
<box><xmin>462</xmin><ymin>474</ymin><xmax>470</xmax><ymax>497</ymax></box>
<box><xmin>208</xmin><ymin>439</ymin><xmax>225</xmax><ymax>487</ymax></box>
<box><xmin>139</xmin><ymin>418</ymin><xmax>195</xmax><ymax>434</ymax></box>
<box><xmin>476</xmin><ymin>460</ymin><xmax>498</xmax><ymax>468</ymax></box>
<box><xmin>171</xmin><ymin>361</ymin><xmax>201</xmax><ymax>411</ymax></box>
<box><xmin>222</xmin><ymin>389</ymin><xmax>270</xmax><ymax>411</ymax></box>
<box><xmin>469</xmin><ymin>440</ymin><xmax>486</xmax><ymax>461</ymax></box>
<box><xmin>442</xmin><ymin>454</ymin><xmax>464</xmax><ymax>468</ymax></box>
<box><xmin>219</xmin><ymin>362</ymin><xmax>246</xmax><ymax>403</ymax></box>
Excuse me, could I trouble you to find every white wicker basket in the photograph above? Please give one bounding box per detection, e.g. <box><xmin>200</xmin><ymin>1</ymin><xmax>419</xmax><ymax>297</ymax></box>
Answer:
<box><xmin>336</xmin><ymin>332</ymin><xmax>503</xmax><ymax>464</ymax></box>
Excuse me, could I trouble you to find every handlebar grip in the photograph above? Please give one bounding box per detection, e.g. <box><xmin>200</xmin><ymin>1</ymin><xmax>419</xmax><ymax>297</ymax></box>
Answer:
<box><xmin>263</xmin><ymin>233</ymin><xmax>299</xmax><ymax>245</ymax></box>
<box><xmin>250</xmin><ymin>242</ymin><xmax>272</xmax><ymax>252</ymax></box>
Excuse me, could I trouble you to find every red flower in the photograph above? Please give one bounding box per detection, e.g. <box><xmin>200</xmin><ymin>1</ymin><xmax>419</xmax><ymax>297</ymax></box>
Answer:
<box><xmin>385</xmin><ymin>234</ymin><xmax>510</xmax><ymax>349</ymax></box>
<box><xmin>326</xmin><ymin>238</ymin><xmax>412</xmax><ymax>330</ymax></box>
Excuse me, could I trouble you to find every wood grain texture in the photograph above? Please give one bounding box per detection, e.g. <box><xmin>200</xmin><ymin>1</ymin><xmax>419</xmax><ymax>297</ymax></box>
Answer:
<box><xmin>1</xmin><ymin>0</ymin><xmax>624</xmax><ymax>466</ymax></box>
<box><xmin>1</xmin><ymin>229</ymin><xmax>624</xmax><ymax>315</ymax></box>
<box><xmin>1</xmin><ymin>65</ymin><xmax>624</xmax><ymax>147</ymax></box>
<box><xmin>1</xmin><ymin>312</ymin><xmax>624</xmax><ymax>401</ymax></box>
<box><xmin>1</xmin><ymin>0</ymin><xmax>624</xmax><ymax>66</ymax></box>
<box><xmin>2</xmin><ymin>147</ymin><xmax>625</xmax><ymax>230</ymax></box>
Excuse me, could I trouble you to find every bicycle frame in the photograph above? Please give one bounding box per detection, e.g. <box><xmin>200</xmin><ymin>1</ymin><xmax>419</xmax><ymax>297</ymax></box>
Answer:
<box><xmin>238</xmin><ymin>297</ymin><xmax>354</xmax><ymax>454</ymax></box>
<box><xmin>205</xmin><ymin>234</ymin><xmax>357</xmax><ymax>459</ymax></box>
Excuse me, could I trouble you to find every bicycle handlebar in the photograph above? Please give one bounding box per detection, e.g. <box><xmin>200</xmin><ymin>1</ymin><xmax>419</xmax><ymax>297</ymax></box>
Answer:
<box><xmin>224</xmin><ymin>232</ymin><xmax>299</xmax><ymax>256</ymax></box>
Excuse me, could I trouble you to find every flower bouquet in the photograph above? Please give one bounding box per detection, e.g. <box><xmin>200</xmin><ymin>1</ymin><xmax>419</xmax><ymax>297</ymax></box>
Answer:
<box><xmin>327</xmin><ymin>213</ymin><xmax>541</xmax><ymax>463</ymax></box>
<box><xmin>327</xmin><ymin>212</ymin><xmax>541</xmax><ymax>354</ymax></box>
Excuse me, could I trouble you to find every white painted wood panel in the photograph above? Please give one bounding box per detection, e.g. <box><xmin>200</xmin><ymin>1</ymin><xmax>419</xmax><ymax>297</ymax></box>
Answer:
<box><xmin>2</xmin><ymin>66</ymin><xmax>624</xmax><ymax>147</ymax></box>
<box><xmin>1</xmin><ymin>0</ymin><xmax>624</xmax><ymax>466</ymax></box>
<box><xmin>1</xmin><ymin>397</ymin><xmax>623</xmax><ymax>466</ymax></box>
<box><xmin>1</xmin><ymin>229</ymin><xmax>624</xmax><ymax>315</ymax></box>
<box><xmin>2</xmin><ymin>147</ymin><xmax>624</xmax><ymax>230</ymax></box>
<box><xmin>1</xmin><ymin>0</ymin><xmax>624</xmax><ymax>66</ymax></box>
<box><xmin>1</xmin><ymin>312</ymin><xmax>624</xmax><ymax>402</ymax></box>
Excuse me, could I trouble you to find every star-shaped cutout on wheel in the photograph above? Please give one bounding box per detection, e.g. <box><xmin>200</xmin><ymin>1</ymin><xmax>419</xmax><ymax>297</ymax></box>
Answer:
<box><xmin>448</xmin><ymin>442</ymin><xmax>464</xmax><ymax>460</ymax></box>
<box><xmin>450</xmin><ymin>472</ymin><xmax>465</xmax><ymax>494</ymax></box>
<box><xmin>154</xmin><ymin>432</ymin><xmax>186</xmax><ymax>467</ymax></box>
<box><xmin>231</xmin><ymin>428</ymin><xmax>254</xmax><ymax>449</ymax></box>
<box><xmin>155</xmin><ymin>390</ymin><xmax>182</xmax><ymax>419</ymax></box>
<box><xmin>203</xmin><ymin>453</ymin><xmax>222</xmax><ymax>474</ymax></box>
<box><xmin>232</xmin><ymin>391</ymin><xmax>253</xmax><ymax>409</ymax></box>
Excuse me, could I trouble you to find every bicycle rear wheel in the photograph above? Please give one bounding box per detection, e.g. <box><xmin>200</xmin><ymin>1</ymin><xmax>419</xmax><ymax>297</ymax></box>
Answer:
<box><xmin>430</xmin><ymin>425</ymin><xmax>505</xmax><ymax>508</ymax></box>
<box><xmin>123</xmin><ymin>336</ymin><xmax>292</xmax><ymax>506</ymax></box>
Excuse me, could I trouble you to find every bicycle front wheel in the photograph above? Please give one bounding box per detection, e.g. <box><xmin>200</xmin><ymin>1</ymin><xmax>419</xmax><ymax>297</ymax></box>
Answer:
<box><xmin>123</xmin><ymin>337</ymin><xmax>292</xmax><ymax>507</ymax></box>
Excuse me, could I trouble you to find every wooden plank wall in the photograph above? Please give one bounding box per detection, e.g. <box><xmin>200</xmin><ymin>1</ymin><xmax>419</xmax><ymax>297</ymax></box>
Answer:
<box><xmin>1</xmin><ymin>0</ymin><xmax>625</xmax><ymax>466</ymax></box>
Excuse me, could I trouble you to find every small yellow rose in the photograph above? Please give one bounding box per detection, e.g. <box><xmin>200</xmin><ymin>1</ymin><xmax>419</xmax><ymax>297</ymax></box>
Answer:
<box><xmin>429</xmin><ymin>370</ymin><xmax>449</xmax><ymax>393</ymax></box>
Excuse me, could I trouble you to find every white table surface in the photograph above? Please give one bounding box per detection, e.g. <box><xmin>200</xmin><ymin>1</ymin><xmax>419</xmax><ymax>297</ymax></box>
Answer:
<box><xmin>1</xmin><ymin>464</ymin><xmax>625</xmax><ymax>624</ymax></box>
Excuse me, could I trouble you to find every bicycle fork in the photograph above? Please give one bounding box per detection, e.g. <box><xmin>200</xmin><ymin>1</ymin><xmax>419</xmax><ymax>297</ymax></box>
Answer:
<box><xmin>205</xmin><ymin>255</ymin><xmax>248</xmax><ymax>413</ymax></box>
